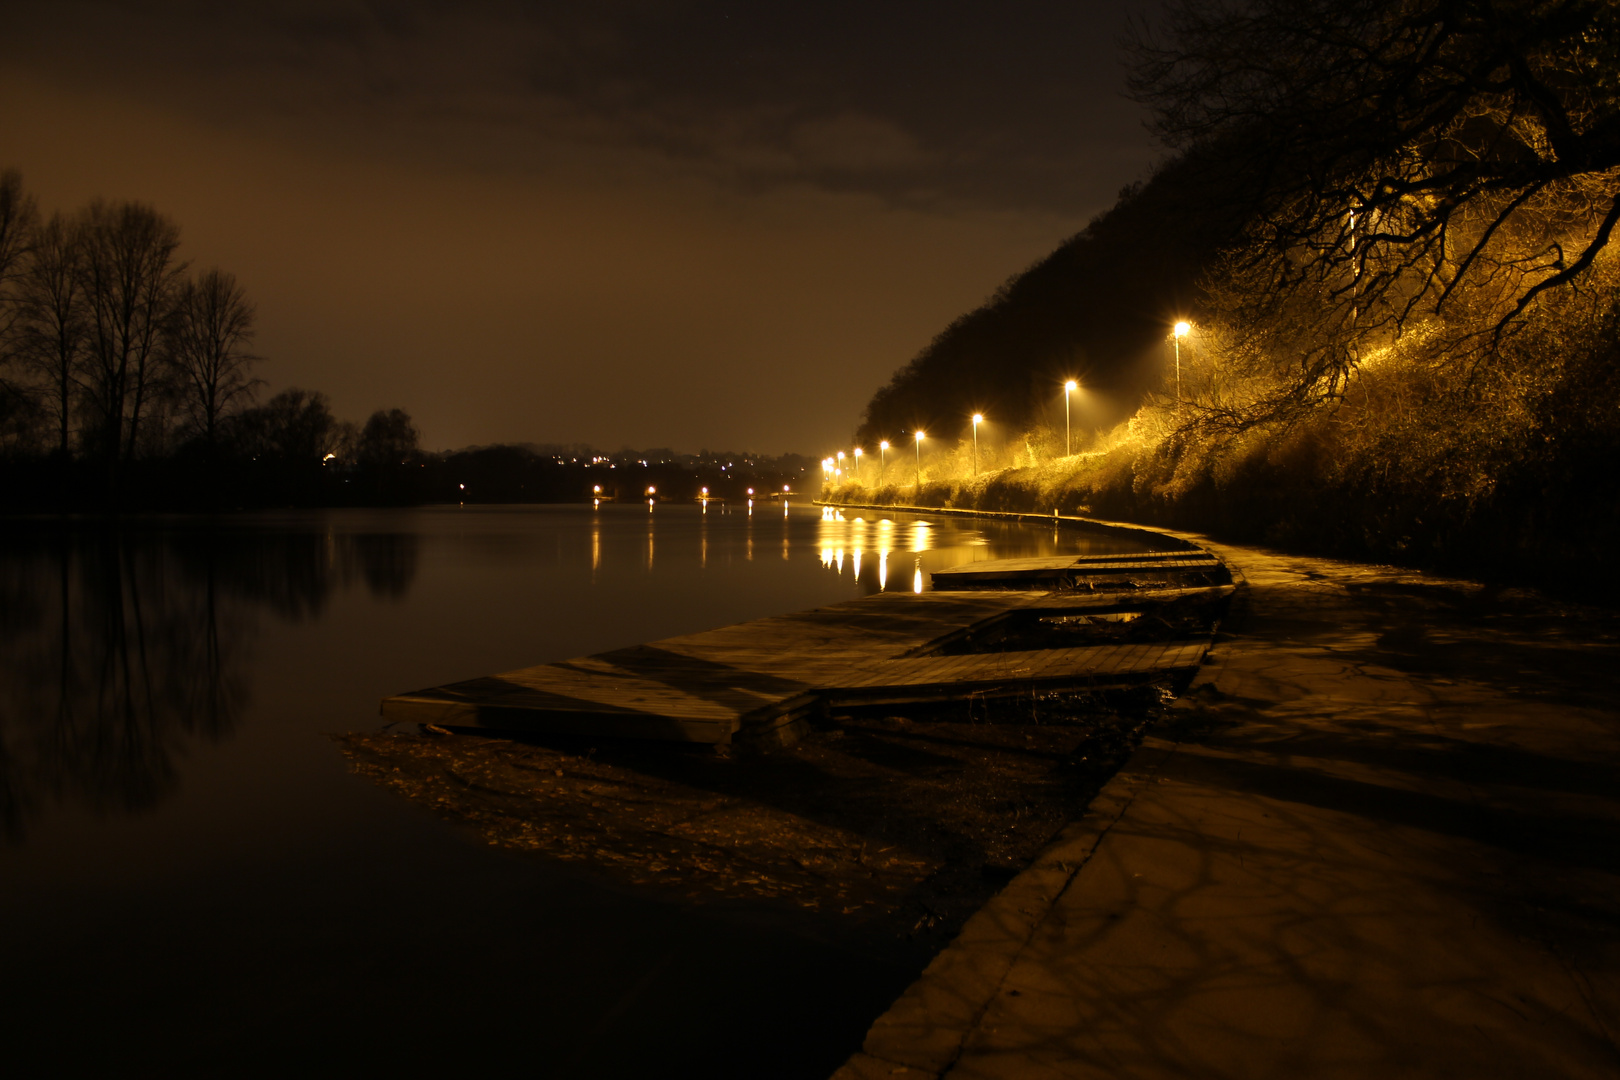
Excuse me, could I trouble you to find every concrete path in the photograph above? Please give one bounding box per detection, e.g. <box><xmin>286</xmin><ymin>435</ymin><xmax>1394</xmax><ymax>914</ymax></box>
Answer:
<box><xmin>836</xmin><ymin>537</ymin><xmax>1620</xmax><ymax>1078</ymax></box>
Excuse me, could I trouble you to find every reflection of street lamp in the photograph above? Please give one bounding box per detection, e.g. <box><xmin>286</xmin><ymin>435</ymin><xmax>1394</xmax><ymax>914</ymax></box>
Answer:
<box><xmin>971</xmin><ymin>413</ymin><xmax>983</xmax><ymax>475</ymax></box>
<box><xmin>1064</xmin><ymin>380</ymin><xmax>1078</xmax><ymax>456</ymax></box>
<box><xmin>1173</xmin><ymin>320</ymin><xmax>1192</xmax><ymax>399</ymax></box>
<box><xmin>914</xmin><ymin>430</ymin><xmax>925</xmax><ymax>490</ymax></box>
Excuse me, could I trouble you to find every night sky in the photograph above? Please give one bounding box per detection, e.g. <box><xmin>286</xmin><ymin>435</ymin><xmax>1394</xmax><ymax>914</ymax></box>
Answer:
<box><xmin>0</xmin><ymin>1</ymin><xmax>1165</xmax><ymax>454</ymax></box>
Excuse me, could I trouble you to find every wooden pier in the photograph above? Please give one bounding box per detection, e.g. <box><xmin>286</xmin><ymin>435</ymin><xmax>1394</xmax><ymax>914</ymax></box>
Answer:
<box><xmin>380</xmin><ymin>550</ymin><xmax>1232</xmax><ymax>745</ymax></box>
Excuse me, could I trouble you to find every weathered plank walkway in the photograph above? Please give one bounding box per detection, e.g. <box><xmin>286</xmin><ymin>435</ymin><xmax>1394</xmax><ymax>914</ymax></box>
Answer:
<box><xmin>381</xmin><ymin>552</ymin><xmax>1229</xmax><ymax>744</ymax></box>
<box><xmin>931</xmin><ymin>550</ymin><xmax>1229</xmax><ymax>590</ymax></box>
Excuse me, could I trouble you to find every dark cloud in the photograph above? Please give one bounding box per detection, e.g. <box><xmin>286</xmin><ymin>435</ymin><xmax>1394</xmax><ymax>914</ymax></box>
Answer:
<box><xmin>0</xmin><ymin>1</ymin><xmax>1165</xmax><ymax>453</ymax></box>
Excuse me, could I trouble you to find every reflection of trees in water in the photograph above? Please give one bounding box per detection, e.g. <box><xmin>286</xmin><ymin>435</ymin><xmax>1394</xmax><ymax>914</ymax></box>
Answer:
<box><xmin>170</xmin><ymin>529</ymin><xmax>419</xmax><ymax>620</ymax></box>
<box><xmin>0</xmin><ymin>525</ymin><xmax>420</xmax><ymax>840</ymax></box>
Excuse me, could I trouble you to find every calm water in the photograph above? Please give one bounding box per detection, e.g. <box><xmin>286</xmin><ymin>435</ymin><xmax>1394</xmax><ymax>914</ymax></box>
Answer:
<box><xmin>0</xmin><ymin>502</ymin><xmax>1145</xmax><ymax>1076</ymax></box>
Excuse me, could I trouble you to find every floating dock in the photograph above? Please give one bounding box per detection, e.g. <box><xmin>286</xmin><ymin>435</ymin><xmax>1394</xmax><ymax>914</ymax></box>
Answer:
<box><xmin>380</xmin><ymin>550</ymin><xmax>1232</xmax><ymax>745</ymax></box>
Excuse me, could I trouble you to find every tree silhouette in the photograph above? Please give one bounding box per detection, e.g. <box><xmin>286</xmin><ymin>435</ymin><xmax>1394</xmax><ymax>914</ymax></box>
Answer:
<box><xmin>168</xmin><ymin>269</ymin><xmax>260</xmax><ymax>452</ymax></box>
<box><xmin>15</xmin><ymin>212</ymin><xmax>87</xmax><ymax>459</ymax></box>
<box><xmin>77</xmin><ymin>201</ymin><xmax>184</xmax><ymax>488</ymax></box>
<box><xmin>1128</xmin><ymin>0</ymin><xmax>1620</xmax><ymax>420</ymax></box>
<box><xmin>358</xmin><ymin>408</ymin><xmax>418</xmax><ymax>466</ymax></box>
<box><xmin>0</xmin><ymin>170</ymin><xmax>40</xmax><ymax>446</ymax></box>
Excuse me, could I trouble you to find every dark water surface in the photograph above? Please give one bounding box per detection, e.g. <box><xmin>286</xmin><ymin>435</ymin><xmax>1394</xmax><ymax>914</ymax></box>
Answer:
<box><xmin>0</xmin><ymin>503</ymin><xmax>1146</xmax><ymax>1076</ymax></box>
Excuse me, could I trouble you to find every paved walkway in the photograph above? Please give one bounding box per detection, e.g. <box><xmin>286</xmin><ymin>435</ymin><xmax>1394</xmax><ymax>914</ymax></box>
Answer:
<box><xmin>836</xmin><ymin>536</ymin><xmax>1620</xmax><ymax>1078</ymax></box>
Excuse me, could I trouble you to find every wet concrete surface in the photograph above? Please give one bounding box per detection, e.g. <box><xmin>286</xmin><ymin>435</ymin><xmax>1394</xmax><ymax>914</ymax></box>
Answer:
<box><xmin>838</xmin><ymin>538</ymin><xmax>1620</xmax><ymax>1078</ymax></box>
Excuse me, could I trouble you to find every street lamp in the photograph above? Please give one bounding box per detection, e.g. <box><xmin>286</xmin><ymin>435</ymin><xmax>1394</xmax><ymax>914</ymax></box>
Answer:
<box><xmin>914</xmin><ymin>429</ymin><xmax>925</xmax><ymax>490</ymax></box>
<box><xmin>1064</xmin><ymin>380</ymin><xmax>1078</xmax><ymax>456</ymax></box>
<box><xmin>971</xmin><ymin>413</ymin><xmax>983</xmax><ymax>475</ymax></box>
<box><xmin>853</xmin><ymin>446</ymin><xmax>863</xmax><ymax>481</ymax></box>
<box><xmin>1173</xmin><ymin>320</ymin><xmax>1192</xmax><ymax>400</ymax></box>
<box><xmin>879</xmin><ymin>440</ymin><xmax>890</xmax><ymax>477</ymax></box>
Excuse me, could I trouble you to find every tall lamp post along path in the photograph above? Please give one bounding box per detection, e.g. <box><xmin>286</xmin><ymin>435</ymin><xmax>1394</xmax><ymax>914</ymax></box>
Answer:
<box><xmin>1173</xmin><ymin>320</ymin><xmax>1191</xmax><ymax>400</ymax></box>
<box><xmin>1064</xmin><ymin>380</ymin><xmax>1077</xmax><ymax>456</ymax></box>
<box><xmin>914</xmin><ymin>430</ymin><xmax>925</xmax><ymax>491</ymax></box>
<box><xmin>971</xmin><ymin>413</ymin><xmax>983</xmax><ymax>476</ymax></box>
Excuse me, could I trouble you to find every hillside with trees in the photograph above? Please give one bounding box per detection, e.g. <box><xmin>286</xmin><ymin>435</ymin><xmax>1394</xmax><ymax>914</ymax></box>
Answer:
<box><xmin>838</xmin><ymin>0</ymin><xmax>1620</xmax><ymax>597</ymax></box>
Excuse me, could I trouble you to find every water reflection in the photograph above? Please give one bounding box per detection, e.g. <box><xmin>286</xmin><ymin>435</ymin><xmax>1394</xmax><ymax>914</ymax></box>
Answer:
<box><xmin>0</xmin><ymin>506</ymin><xmax>1147</xmax><ymax>840</ymax></box>
<box><xmin>812</xmin><ymin>508</ymin><xmax>1147</xmax><ymax>594</ymax></box>
<box><xmin>0</xmin><ymin>524</ymin><xmax>419</xmax><ymax>840</ymax></box>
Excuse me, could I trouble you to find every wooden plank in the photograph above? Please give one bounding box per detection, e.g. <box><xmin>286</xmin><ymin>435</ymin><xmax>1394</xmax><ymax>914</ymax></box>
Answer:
<box><xmin>381</xmin><ymin>556</ymin><xmax>1225</xmax><ymax>742</ymax></box>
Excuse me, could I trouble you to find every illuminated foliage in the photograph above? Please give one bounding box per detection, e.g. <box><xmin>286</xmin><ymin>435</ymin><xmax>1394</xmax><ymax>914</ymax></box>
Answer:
<box><xmin>1129</xmin><ymin>0</ymin><xmax>1620</xmax><ymax>421</ymax></box>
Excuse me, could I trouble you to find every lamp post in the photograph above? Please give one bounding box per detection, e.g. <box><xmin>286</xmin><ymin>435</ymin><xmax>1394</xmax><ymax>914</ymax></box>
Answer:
<box><xmin>1173</xmin><ymin>321</ymin><xmax>1191</xmax><ymax>400</ymax></box>
<box><xmin>1064</xmin><ymin>380</ymin><xmax>1078</xmax><ymax>456</ymax></box>
<box><xmin>836</xmin><ymin>450</ymin><xmax>845</xmax><ymax>481</ymax></box>
<box><xmin>879</xmin><ymin>440</ymin><xmax>889</xmax><ymax>479</ymax></box>
<box><xmin>914</xmin><ymin>430</ymin><xmax>925</xmax><ymax>490</ymax></box>
<box><xmin>853</xmin><ymin>446</ymin><xmax>863</xmax><ymax>481</ymax></box>
<box><xmin>971</xmin><ymin>413</ymin><xmax>983</xmax><ymax>475</ymax></box>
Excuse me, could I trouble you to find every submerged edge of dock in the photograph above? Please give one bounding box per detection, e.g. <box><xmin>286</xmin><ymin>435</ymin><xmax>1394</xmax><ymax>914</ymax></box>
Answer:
<box><xmin>380</xmin><ymin>515</ymin><xmax>1235</xmax><ymax>746</ymax></box>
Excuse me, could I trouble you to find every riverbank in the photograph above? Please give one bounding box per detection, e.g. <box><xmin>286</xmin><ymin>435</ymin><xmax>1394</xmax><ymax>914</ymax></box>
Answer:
<box><xmin>823</xmin><ymin>423</ymin><xmax>1620</xmax><ymax>606</ymax></box>
<box><xmin>836</xmin><ymin>527</ymin><xmax>1620</xmax><ymax>1078</ymax></box>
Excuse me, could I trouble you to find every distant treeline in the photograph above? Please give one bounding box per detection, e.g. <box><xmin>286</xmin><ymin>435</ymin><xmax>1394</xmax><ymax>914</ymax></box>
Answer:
<box><xmin>428</xmin><ymin>446</ymin><xmax>814</xmax><ymax>506</ymax></box>
<box><xmin>0</xmin><ymin>170</ymin><xmax>811</xmax><ymax>511</ymax></box>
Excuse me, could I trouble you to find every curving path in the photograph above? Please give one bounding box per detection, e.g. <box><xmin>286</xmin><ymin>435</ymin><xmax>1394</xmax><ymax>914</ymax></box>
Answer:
<box><xmin>835</xmin><ymin>532</ymin><xmax>1620</xmax><ymax>1078</ymax></box>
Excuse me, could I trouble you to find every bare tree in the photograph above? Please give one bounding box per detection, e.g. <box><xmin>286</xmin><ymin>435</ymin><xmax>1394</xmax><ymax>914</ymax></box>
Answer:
<box><xmin>1129</xmin><ymin>0</ymin><xmax>1620</xmax><ymax>422</ymax></box>
<box><xmin>168</xmin><ymin>269</ymin><xmax>260</xmax><ymax>451</ymax></box>
<box><xmin>0</xmin><ymin>169</ymin><xmax>39</xmax><ymax>423</ymax></box>
<box><xmin>15</xmin><ymin>212</ymin><xmax>86</xmax><ymax>458</ymax></box>
<box><xmin>77</xmin><ymin>200</ymin><xmax>184</xmax><ymax>480</ymax></box>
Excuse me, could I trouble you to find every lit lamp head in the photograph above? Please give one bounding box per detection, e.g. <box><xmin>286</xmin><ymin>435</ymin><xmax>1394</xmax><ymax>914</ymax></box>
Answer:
<box><xmin>853</xmin><ymin>447</ymin><xmax>862</xmax><ymax>457</ymax></box>
<box><xmin>880</xmin><ymin>440</ymin><xmax>890</xmax><ymax>451</ymax></box>
<box><xmin>647</xmin><ymin>485</ymin><xmax>655</xmax><ymax>495</ymax></box>
<box><xmin>915</xmin><ymin>430</ymin><xmax>925</xmax><ymax>442</ymax></box>
<box><xmin>1174</xmin><ymin>320</ymin><xmax>1192</xmax><ymax>338</ymax></box>
<box><xmin>1065</xmin><ymin>379</ymin><xmax>1078</xmax><ymax>393</ymax></box>
<box><xmin>972</xmin><ymin>413</ymin><xmax>983</xmax><ymax>426</ymax></box>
